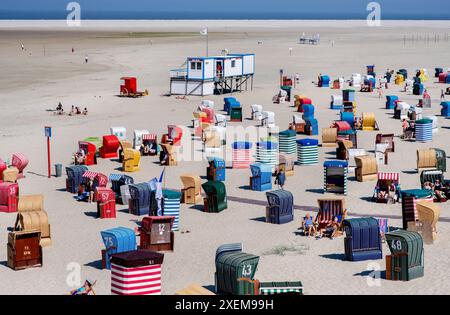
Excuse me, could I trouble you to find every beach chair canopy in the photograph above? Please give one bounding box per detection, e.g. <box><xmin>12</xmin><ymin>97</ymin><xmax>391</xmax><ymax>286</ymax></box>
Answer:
<box><xmin>110</xmin><ymin>126</ymin><xmax>127</xmax><ymax>141</ymax></box>
<box><xmin>401</xmin><ymin>189</ymin><xmax>433</xmax><ymax>200</ymax></box>
<box><xmin>129</xmin><ymin>183</ymin><xmax>151</xmax><ymax>215</ymax></box>
<box><xmin>293</xmin><ymin>114</ymin><xmax>305</xmax><ymax>124</ymax></box>
<box><xmin>202</xmin><ymin>181</ymin><xmax>226</xmax><ymax>200</ymax></box>
<box><xmin>385</xmin><ymin>230</ymin><xmax>423</xmax><ymax>268</ymax></box>
<box><xmin>377</xmin><ymin>172</ymin><xmax>400</xmax><ymax>184</ymax></box>
<box><xmin>343</xmin><ymin>217</ymin><xmax>382</xmax><ymax>261</ymax></box>
<box><xmin>180</xmin><ymin>174</ymin><xmax>202</xmax><ymax>195</ymax></box>
<box><xmin>266</xmin><ymin>190</ymin><xmax>293</xmax><ymax>212</ymax></box>
<box><xmin>250</xmin><ymin>163</ymin><xmax>272</xmax><ymax>177</ymax></box>
<box><xmin>324</xmin><ymin>160</ymin><xmax>348</xmax><ymax>169</ymax></box>
<box><xmin>334</xmin><ymin>121</ymin><xmax>352</xmax><ymax>132</ymax></box>
<box><xmin>100</xmin><ymin>227</ymin><xmax>137</xmax><ymax>269</ymax></box>
<box><xmin>11</xmin><ymin>153</ymin><xmax>29</xmax><ymax>173</ymax></box>
<box><xmin>256</xmin><ymin>141</ymin><xmax>278</xmax><ymax>151</ymax></box>
<box><xmin>208</xmin><ymin>157</ymin><xmax>226</xmax><ymax>168</ymax></box>
<box><xmin>215</xmin><ymin>243</ymin><xmax>260</xmax><ymax>295</ymax></box>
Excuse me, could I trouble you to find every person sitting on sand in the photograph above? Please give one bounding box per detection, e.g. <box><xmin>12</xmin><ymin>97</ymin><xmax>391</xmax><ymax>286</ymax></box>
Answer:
<box><xmin>75</xmin><ymin>107</ymin><xmax>81</xmax><ymax>115</ymax></box>
<box><xmin>56</xmin><ymin>102</ymin><xmax>64</xmax><ymax>115</ymax></box>
<box><xmin>301</xmin><ymin>213</ymin><xmax>316</xmax><ymax>237</ymax></box>
<box><xmin>82</xmin><ymin>107</ymin><xmax>88</xmax><ymax>115</ymax></box>
<box><xmin>317</xmin><ymin>216</ymin><xmax>340</xmax><ymax>240</ymax></box>
<box><xmin>69</xmin><ymin>105</ymin><xmax>75</xmax><ymax>116</ymax></box>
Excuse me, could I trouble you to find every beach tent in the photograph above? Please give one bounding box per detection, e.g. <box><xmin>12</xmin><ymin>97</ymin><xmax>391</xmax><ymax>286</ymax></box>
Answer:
<box><xmin>7</xmin><ymin>230</ymin><xmax>42</xmax><ymax>271</ymax></box>
<box><xmin>385</xmin><ymin>230</ymin><xmax>424</xmax><ymax>281</ymax></box>
<box><xmin>202</xmin><ymin>99</ymin><xmax>214</xmax><ymax>108</ymax></box>
<box><xmin>441</xmin><ymin>102</ymin><xmax>450</xmax><ymax>118</ymax></box>
<box><xmin>123</xmin><ymin>148</ymin><xmax>140</xmax><ymax>172</ymax></box>
<box><xmin>340</xmin><ymin>112</ymin><xmax>354</xmax><ymax>129</ymax></box>
<box><xmin>250</xmin><ymin>163</ymin><xmax>272</xmax><ymax>192</ymax></box>
<box><xmin>224</xmin><ymin>97</ymin><xmax>240</xmax><ymax>113</ymax></box>
<box><xmin>140</xmin><ymin>216</ymin><xmax>175</xmax><ymax>252</ymax></box>
<box><xmin>77</xmin><ymin>141</ymin><xmax>97</xmax><ymax>166</ymax></box>
<box><xmin>415</xmin><ymin>201</ymin><xmax>440</xmax><ymax>242</ymax></box>
<box><xmin>292</xmin><ymin>114</ymin><xmax>306</xmax><ymax>134</ymax></box>
<box><xmin>160</xmin><ymin>144</ymin><xmax>177</xmax><ymax>166</ymax></box>
<box><xmin>202</xmin><ymin>180</ymin><xmax>227</xmax><ymax>213</ymax></box>
<box><xmin>128</xmin><ymin>183</ymin><xmax>151</xmax><ymax>216</ymax></box>
<box><xmin>162</xmin><ymin>125</ymin><xmax>183</xmax><ymax>146</ymax></box>
<box><xmin>297</xmin><ymin>138</ymin><xmax>319</xmax><ymax>165</ymax></box>
<box><xmin>118</xmin><ymin>140</ymin><xmax>132</xmax><ymax>163</ymax></box>
<box><xmin>321</xmin><ymin>128</ymin><xmax>338</xmax><ymax>148</ymax></box>
<box><xmin>361</xmin><ymin>112</ymin><xmax>379</xmax><ymax>131</ymax></box>
<box><xmin>99</xmin><ymin>135</ymin><xmax>120</xmax><ymax>159</ymax></box>
<box><xmin>0</xmin><ymin>182</ymin><xmax>19</xmax><ymax>213</ymax></box>
<box><xmin>343</xmin><ymin>89</ymin><xmax>356</xmax><ymax>102</ymax></box>
<box><xmin>180</xmin><ymin>174</ymin><xmax>202</xmax><ymax>204</ymax></box>
<box><xmin>100</xmin><ymin>227</ymin><xmax>137</xmax><ymax>270</ymax></box>
<box><xmin>343</xmin><ymin>217</ymin><xmax>382</xmax><ymax>261</ymax></box>
<box><xmin>355</xmin><ymin>155</ymin><xmax>378</xmax><ymax>182</ymax></box>
<box><xmin>215</xmin><ymin>243</ymin><xmax>259</xmax><ymax>295</ymax></box>
<box><xmin>255</xmin><ymin>141</ymin><xmax>279</xmax><ymax>171</ymax></box>
<box><xmin>323</xmin><ymin>160</ymin><xmax>348</xmax><ymax>195</ymax></box>
<box><xmin>316</xmin><ymin>198</ymin><xmax>347</xmax><ymax>231</ymax></box>
<box><xmin>215</xmin><ymin>113</ymin><xmax>228</xmax><ymax>127</ymax></box>
<box><xmin>11</xmin><ymin>153</ymin><xmax>28</xmax><ymax>179</ymax></box>
<box><xmin>161</xmin><ymin>189</ymin><xmax>181</xmax><ymax>231</ymax></box>
<box><xmin>277</xmin><ymin>153</ymin><xmax>295</xmax><ymax>176</ymax></box>
<box><xmin>65</xmin><ymin>165</ymin><xmax>88</xmax><ymax>193</ymax></box>
<box><xmin>350</xmin><ymin>74</ymin><xmax>361</xmax><ymax>88</ymax></box>
<box><xmin>0</xmin><ymin>158</ymin><xmax>6</xmax><ymax>180</ymax></box>
<box><xmin>110</xmin><ymin>126</ymin><xmax>127</xmax><ymax>141</ymax></box>
<box><xmin>372</xmin><ymin>172</ymin><xmax>401</xmax><ymax>204</ymax></box>
<box><xmin>413</xmin><ymin>83</ymin><xmax>424</xmax><ymax>96</ymax></box>
<box><xmin>435</xmin><ymin>68</ymin><xmax>443</xmax><ymax>78</ymax></box>
<box><xmin>14</xmin><ymin>207</ymin><xmax>51</xmax><ymax>248</ymax></box>
<box><xmin>110</xmin><ymin>174</ymin><xmax>133</xmax><ymax>204</ymax></box>
<box><xmin>415</xmin><ymin>119</ymin><xmax>433</xmax><ymax>142</ymax></box>
<box><xmin>231</xmin><ymin>141</ymin><xmax>253</xmax><ymax>169</ymax></box>
<box><xmin>110</xmin><ymin>250</ymin><xmax>164</xmax><ymax>295</ymax></box>
<box><xmin>265</xmin><ymin>190</ymin><xmax>294</xmax><ymax>224</ymax></box>
<box><xmin>401</xmin><ymin>189</ymin><xmax>433</xmax><ymax>230</ymax></box>
<box><xmin>417</xmin><ymin>149</ymin><xmax>438</xmax><ymax>173</ymax></box>
<box><xmin>95</xmin><ymin>187</ymin><xmax>116</xmax><ymax>219</ymax></box>
<box><xmin>319</xmin><ymin>75</ymin><xmax>330</xmax><ymax>87</ymax></box>
<box><xmin>133</xmin><ymin>130</ymin><xmax>150</xmax><ymax>150</ymax></box>
<box><xmin>207</xmin><ymin>157</ymin><xmax>226</xmax><ymax>181</ymax></box>
<box><xmin>386</xmin><ymin>95</ymin><xmax>399</xmax><ymax>110</ymax></box>
<box><xmin>278</xmin><ymin>130</ymin><xmax>297</xmax><ymax>155</ymax></box>
<box><xmin>261</xmin><ymin>111</ymin><xmax>275</xmax><ymax>128</ymax></box>
<box><xmin>331</xmin><ymin>95</ymin><xmax>343</xmax><ymax>110</ymax></box>
<box><xmin>251</xmin><ymin>104</ymin><xmax>263</xmax><ymax>121</ymax></box>
<box><xmin>395</xmin><ymin>102</ymin><xmax>410</xmax><ymax>120</ymax></box>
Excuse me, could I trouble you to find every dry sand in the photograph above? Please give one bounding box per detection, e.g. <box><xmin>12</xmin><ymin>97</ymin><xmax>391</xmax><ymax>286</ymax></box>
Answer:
<box><xmin>0</xmin><ymin>20</ymin><xmax>449</xmax><ymax>295</ymax></box>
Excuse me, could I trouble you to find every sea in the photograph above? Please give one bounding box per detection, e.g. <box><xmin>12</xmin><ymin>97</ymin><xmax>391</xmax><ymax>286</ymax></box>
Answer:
<box><xmin>0</xmin><ymin>10</ymin><xmax>449</xmax><ymax>20</ymax></box>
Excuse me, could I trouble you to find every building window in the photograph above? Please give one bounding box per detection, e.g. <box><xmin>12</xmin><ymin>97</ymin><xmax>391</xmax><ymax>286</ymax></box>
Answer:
<box><xmin>196</xmin><ymin>62</ymin><xmax>202</xmax><ymax>70</ymax></box>
<box><xmin>231</xmin><ymin>60</ymin><xmax>236</xmax><ymax>68</ymax></box>
<box><xmin>190</xmin><ymin>62</ymin><xmax>196</xmax><ymax>70</ymax></box>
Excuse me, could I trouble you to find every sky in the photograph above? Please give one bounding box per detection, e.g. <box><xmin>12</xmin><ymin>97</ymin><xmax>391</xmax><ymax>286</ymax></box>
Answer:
<box><xmin>1</xmin><ymin>0</ymin><xmax>449</xmax><ymax>19</ymax></box>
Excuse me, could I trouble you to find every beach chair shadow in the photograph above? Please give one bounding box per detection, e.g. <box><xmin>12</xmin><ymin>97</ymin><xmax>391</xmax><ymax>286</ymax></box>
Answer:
<box><xmin>305</xmin><ymin>188</ymin><xmax>324</xmax><ymax>194</ymax></box>
<box><xmin>238</xmin><ymin>185</ymin><xmax>252</xmax><ymax>190</ymax></box>
<box><xmin>402</xmin><ymin>170</ymin><xmax>417</xmax><ymax>175</ymax></box>
<box><xmin>83</xmin><ymin>211</ymin><xmax>98</xmax><ymax>218</ymax></box>
<box><xmin>250</xmin><ymin>216</ymin><xmax>266</xmax><ymax>223</ymax></box>
<box><xmin>84</xmin><ymin>260</ymin><xmax>103</xmax><ymax>270</ymax></box>
<box><xmin>189</xmin><ymin>204</ymin><xmax>205</xmax><ymax>212</ymax></box>
<box><xmin>320</xmin><ymin>253</ymin><xmax>346</xmax><ymax>261</ymax></box>
<box><xmin>360</xmin><ymin>196</ymin><xmax>374</xmax><ymax>202</ymax></box>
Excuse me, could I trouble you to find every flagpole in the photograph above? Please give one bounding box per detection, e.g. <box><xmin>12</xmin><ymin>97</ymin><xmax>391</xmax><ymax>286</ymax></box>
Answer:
<box><xmin>206</xmin><ymin>27</ymin><xmax>209</xmax><ymax>57</ymax></box>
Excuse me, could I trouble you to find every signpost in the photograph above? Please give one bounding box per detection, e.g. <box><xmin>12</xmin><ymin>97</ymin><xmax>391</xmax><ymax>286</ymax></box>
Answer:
<box><xmin>45</xmin><ymin>126</ymin><xmax>52</xmax><ymax>178</ymax></box>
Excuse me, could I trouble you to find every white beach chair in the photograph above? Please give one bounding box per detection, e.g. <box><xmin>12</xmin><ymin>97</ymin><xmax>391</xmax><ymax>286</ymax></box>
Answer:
<box><xmin>133</xmin><ymin>129</ymin><xmax>150</xmax><ymax>149</ymax></box>
<box><xmin>397</xmin><ymin>102</ymin><xmax>410</xmax><ymax>120</ymax></box>
<box><xmin>120</xmin><ymin>184</ymin><xmax>131</xmax><ymax>206</ymax></box>
<box><xmin>424</xmin><ymin>116</ymin><xmax>439</xmax><ymax>133</ymax></box>
<box><xmin>331</xmin><ymin>95</ymin><xmax>343</xmax><ymax>107</ymax></box>
<box><xmin>201</xmin><ymin>100</ymin><xmax>214</xmax><ymax>109</ymax></box>
<box><xmin>375</xmin><ymin>143</ymin><xmax>389</xmax><ymax>166</ymax></box>
<box><xmin>261</xmin><ymin>111</ymin><xmax>275</xmax><ymax>128</ymax></box>
<box><xmin>110</xmin><ymin>126</ymin><xmax>127</xmax><ymax>141</ymax></box>
<box><xmin>251</xmin><ymin>104</ymin><xmax>263</xmax><ymax>121</ymax></box>
<box><xmin>215</xmin><ymin>114</ymin><xmax>227</xmax><ymax>127</ymax></box>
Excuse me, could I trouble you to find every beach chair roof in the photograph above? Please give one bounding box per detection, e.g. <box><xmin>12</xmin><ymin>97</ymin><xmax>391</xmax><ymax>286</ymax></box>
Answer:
<box><xmin>385</xmin><ymin>230</ymin><xmax>423</xmax><ymax>267</ymax></box>
<box><xmin>324</xmin><ymin>160</ymin><xmax>348</xmax><ymax>168</ymax></box>
<box><xmin>100</xmin><ymin>227</ymin><xmax>136</xmax><ymax>253</ymax></box>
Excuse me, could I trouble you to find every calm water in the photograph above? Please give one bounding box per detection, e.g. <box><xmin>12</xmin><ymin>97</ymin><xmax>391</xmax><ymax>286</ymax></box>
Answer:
<box><xmin>0</xmin><ymin>10</ymin><xmax>449</xmax><ymax>20</ymax></box>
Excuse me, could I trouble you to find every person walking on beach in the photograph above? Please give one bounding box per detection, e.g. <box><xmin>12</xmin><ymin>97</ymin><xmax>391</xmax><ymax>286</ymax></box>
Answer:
<box><xmin>441</xmin><ymin>89</ymin><xmax>446</xmax><ymax>102</ymax></box>
<box><xmin>378</xmin><ymin>84</ymin><xmax>383</xmax><ymax>99</ymax></box>
<box><xmin>85</xmin><ymin>54</ymin><xmax>88</xmax><ymax>63</ymax></box>
<box><xmin>21</xmin><ymin>43</ymin><xmax>25</xmax><ymax>51</ymax></box>
<box><xmin>275</xmin><ymin>169</ymin><xmax>286</xmax><ymax>190</ymax></box>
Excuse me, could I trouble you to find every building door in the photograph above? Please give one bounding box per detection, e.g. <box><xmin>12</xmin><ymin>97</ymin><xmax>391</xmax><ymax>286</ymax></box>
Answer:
<box><xmin>216</xmin><ymin>60</ymin><xmax>223</xmax><ymax>78</ymax></box>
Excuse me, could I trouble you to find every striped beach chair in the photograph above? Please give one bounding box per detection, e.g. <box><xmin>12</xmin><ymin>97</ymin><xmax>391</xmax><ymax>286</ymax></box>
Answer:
<box><xmin>316</xmin><ymin>198</ymin><xmax>347</xmax><ymax>233</ymax></box>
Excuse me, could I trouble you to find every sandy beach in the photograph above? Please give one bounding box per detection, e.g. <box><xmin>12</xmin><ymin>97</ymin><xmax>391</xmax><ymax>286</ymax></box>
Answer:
<box><xmin>0</xmin><ymin>20</ymin><xmax>449</xmax><ymax>295</ymax></box>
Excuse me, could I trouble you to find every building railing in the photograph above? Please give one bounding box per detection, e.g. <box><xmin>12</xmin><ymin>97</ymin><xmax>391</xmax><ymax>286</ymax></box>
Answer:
<box><xmin>170</xmin><ymin>68</ymin><xmax>187</xmax><ymax>78</ymax></box>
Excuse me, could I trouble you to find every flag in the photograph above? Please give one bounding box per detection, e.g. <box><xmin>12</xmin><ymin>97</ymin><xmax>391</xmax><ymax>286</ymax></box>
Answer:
<box><xmin>200</xmin><ymin>28</ymin><xmax>208</xmax><ymax>36</ymax></box>
<box><xmin>159</xmin><ymin>167</ymin><xmax>165</xmax><ymax>183</ymax></box>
